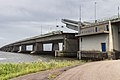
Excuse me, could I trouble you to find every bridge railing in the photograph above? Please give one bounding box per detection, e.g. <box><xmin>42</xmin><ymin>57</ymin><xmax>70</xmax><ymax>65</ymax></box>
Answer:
<box><xmin>88</xmin><ymin>15</ymin><xmax>120</xmax><ymax>23</ymax></box>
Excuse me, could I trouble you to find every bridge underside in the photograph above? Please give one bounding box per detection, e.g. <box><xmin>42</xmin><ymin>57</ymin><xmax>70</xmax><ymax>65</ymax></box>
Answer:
<box><xmin>0</xmin><ymin>32</ymin><xmax>78</xmax><ymax>57</ymax></box>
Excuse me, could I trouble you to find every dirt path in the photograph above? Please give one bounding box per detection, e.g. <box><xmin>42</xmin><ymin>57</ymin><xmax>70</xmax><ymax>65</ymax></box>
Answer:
<box><xmin>11</xmin><ymin>65</ymin><xmax>81</xmax><ymax>80</ymax></box>
<box><xmin>55</xmin><ymin>60</ymin><xmax>120</xmax><ymax>80</ymax></box>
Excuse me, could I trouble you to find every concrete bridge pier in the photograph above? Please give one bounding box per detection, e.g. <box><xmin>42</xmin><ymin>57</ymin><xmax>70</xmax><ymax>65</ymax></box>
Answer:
<box><xmin>52</xmin><ymin>42</ymin><xmax>59</xmax><ymax>51</ymax></box>
<box><xmin>6</xmin><ymin>47</ymin><xmax>10</xmax><ymax>52</ymax></box>
<box><xmin>63</xmin><ymin>38</ymin><xmax>78</xmax><ymax>57</ymax></box>
<box><xmin>55</xmin><ymin>38</ymin><xmax>78</xmax><ymax>57</ymax></box>
<box><xmin>1</xmin><ymin>48</ymin><xmax>4</xmax><ymax>51</ymax></box>
<box><xmin>5</xmin><ymin>47</ymin><xmax>8</xmax><ymax>52</ymax></box>
<box><xmin>12</xmin><ymin>46</ymin><xmax>19</xmax><ymax>52</ymax></box>
<box><xmin>2</xmin><ymin>47</ymin><xmax>6</xmax><ymax>51</ymax></box>
<box><xmin>64</xmin><ymin>38</ymin><xmax>78</xmax><ymax>52</ymax></box>
<box><xmin>18</xmin><ymin>45</ymin><xmax>26</xmax><ymax>53</ymax></box>
<box><xmin>52</xmin><ymin>42</ymin><xmax>59</xmax><ymax>56</ymax></box>
<box><xmin>8</xmin><ymin>46</ymin><xmax>13</xmax><ymax>52</ymax></box>
<box><xmin>7</xmin><ymin>46</ymin><xmax>12</xmax><ymax>52</ymax></box>
<box><xmin>31</xmin><ymin>43</ymin><xmax>43</xmax><ymax>54</ymax></box>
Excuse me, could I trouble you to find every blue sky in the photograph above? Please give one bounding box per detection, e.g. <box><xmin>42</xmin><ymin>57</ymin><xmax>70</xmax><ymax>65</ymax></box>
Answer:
<box><xmin>0</xmin><ymin>0</ymin><xmax>120</xmax><ymax>47</ymax></box>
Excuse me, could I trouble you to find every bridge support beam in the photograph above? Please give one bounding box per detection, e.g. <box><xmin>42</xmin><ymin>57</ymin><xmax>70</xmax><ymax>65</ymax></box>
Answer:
<box><xmin>31</xmin><ymin>43</ymin><xmax>43</xmax><ymax>54</ymax></box>
<box><xmin>52</xmin><ymin>43</ymin><xmax>59</xmax><ymax>51</ymax></box>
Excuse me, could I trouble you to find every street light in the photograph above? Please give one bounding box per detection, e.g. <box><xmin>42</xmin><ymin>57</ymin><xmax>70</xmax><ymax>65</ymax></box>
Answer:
<box><xmin>41</xmin><ymin>25</ymin><xmax>42</xmax><ymax>35</ymax></box>
<box><xmin>118</xmin><ymin>6</ymin><xmax>119</xmax><ymax>18</ymax></box>
<box><xmin>95</xmin><ymin>2</ymin><xmax>97</xmax><ymax>23</ymax></box>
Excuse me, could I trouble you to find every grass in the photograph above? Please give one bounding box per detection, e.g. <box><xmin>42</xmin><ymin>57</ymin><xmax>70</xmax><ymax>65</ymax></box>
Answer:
<box><xmin>48</xmin><ymin>72</ymin><xmax>61</xmax><ymax>79</ymax></box>
<box><xmin>0</xmin><ymin>60</ymin><xmax>84</xmax><ymax>80</ymax></box>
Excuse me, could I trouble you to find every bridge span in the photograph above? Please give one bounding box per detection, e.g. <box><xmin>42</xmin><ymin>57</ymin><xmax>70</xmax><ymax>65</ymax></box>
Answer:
<box><xmin>0</xmin><ymin>31</ymin><xmax>78</xmax><ymax>57</ymax></box>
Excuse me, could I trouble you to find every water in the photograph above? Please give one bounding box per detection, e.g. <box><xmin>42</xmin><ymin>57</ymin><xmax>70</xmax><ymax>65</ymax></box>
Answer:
<box><xmin>0</xmin><ymin>51</ymin><xmax>75</xmax><ymax>63</ymax></box>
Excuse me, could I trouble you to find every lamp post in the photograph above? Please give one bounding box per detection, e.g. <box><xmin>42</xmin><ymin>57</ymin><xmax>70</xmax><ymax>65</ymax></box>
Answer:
<box><xmin>77</xmin><ymin>5</ymin><xmax>82</xmax><ymax>60</ymax></box>
<box><xmin>118</xmin><ymin>6</ymin><xmax>119</xmax><ymax>18</ymax></box>
<box><xmin>78</xmin><ymin>5</ymin><xmax>82</xmax><ymax>34</ymax></box>
<box><xmin>95</xmin><ymin>2</ymin><xmax>97</xmax><ymax>23</ymax></box>
<box><xmin>41</xmin><ymin>25</ymin><xmax>42</xmax><ymax>35</ymax></box>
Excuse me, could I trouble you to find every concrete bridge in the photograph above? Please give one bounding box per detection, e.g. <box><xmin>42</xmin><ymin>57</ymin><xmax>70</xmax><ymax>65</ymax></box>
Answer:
<box><xmin>0</xmin><ymin>31</ymin><xmax>78</xmax><ymax>57</ymax></box>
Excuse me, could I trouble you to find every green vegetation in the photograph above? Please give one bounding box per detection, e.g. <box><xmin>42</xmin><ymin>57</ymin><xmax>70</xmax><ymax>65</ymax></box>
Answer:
<box><xmin>0</xmin><ymin>60</ymin><xmax>84</xmax><ymax>80</ymax></box>
<box><xmin>48</xmin><ymin>72</ymin><xmax>61</xmax><ymax>79</ymax></box>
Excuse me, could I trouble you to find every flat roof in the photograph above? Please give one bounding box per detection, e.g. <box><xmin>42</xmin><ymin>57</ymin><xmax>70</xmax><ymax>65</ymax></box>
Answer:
<box><xmin>76</xmin><ymin>31</ymin><xmax>109</xmax><ymax>37</ymax></box>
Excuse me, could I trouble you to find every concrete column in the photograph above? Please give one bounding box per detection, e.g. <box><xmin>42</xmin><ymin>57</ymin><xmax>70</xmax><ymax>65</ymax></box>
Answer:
<box><xmin>5</xmin><ymin>47</ymin><xmax>7</xmax><ymax>52</ymax></box>
<box><xmin>112</xmin><ymin>24</ymin><xmax>119</xmax><ymax>51</ymax></box>
<box><xmin>52</xmin><ymin>43</ymin><xmax>59</xmax><ymax>51</ymax></box>
<box><xmin>1</xmin><ymin>48</ymin><xmax>3</xmax><ymax>51</ymax></box>
<box><xmin>7</xmin><ymin>47</ymin><xmax>10</xmax><ymax>52</ymax></box>
<box><xmin>6</xmin><ymin>47</ymin><xmax>8</xmax><ymax>52</ymax></box>
<box><xmin>8</xmin><ymin>46</ymin><xmax>12</xmax><ymax>52</ymax></box>
<box><xmin>64</xmin><ymin>38</ymin><xmax>78</xmax><ymax>52</ymax></box>
<box><xmin>10</xmin><ymin>46</ymin><xmax>14</xmax><ymax>52</ymax></box>
<box><xmin>21</xmin><ymin>45</ymin><xmax>26</xmax><ymax>52</ymax></box>
<box><xmin>33</xmin><ymin>43</ymin><xmax>43</xmax><ymax>51</ymax></box>
<box><xmin>2</xmin><ymin>48</ymin><xmax>4</xmax><ymax>51</ymax></box>
<box><xmin>12</xmin><ymin>46</ymin><xmax>19</xmax><ymax>52</ymax></box>
<box><xmin>31</xmin><ymin>43</ymin><xmax>43</xmax><ymax>54</ymax></box>
<box><xmin>109</xmin><ymin>21</ymin><xmax>113</xmax><ymax>52</ymax></box>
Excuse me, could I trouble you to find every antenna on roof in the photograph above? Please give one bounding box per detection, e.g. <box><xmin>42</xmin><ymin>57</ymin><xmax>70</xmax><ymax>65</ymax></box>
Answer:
<box><xmin>79</xmin><ymin>5</ymin><xmax>82</xmax><ymax>22</ymax></box>
<box><xmin>78</xmin><ymin>5</ymin><xmax>82</xmax><ymax>34</ymax></box>
<box><xmin>95</xmin><ymin>2</ymin><xmax>97</xmax><ymax>23</ymax></box>
<box><xmin>41</xmin><ymin>25</ymin><xmax>42</xmax><ymax>35</ymax></box>
<box><xmin>118</xmin><ymin>6</ymin><xmax>119</xmax><ymax>18</ymax></box>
